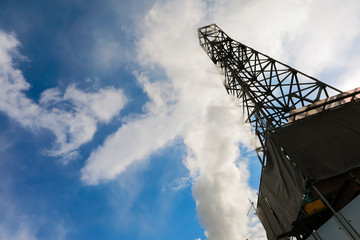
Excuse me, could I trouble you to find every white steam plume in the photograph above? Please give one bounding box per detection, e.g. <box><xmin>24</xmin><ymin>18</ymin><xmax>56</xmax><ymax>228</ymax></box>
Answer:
<box><xmin>184</xmin><ymin>98</ymin><xmax>265</xmax><ymax>240</ymax></box>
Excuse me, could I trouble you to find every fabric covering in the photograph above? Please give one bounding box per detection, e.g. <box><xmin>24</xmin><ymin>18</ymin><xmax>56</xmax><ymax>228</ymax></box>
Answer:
<box><xmin>257</xmin><ymin>101</ymin><xmax>360</xmax><ymax>236</ymax></box>
<box><xmin>272</xmin><ymin>101</ymin><xmax>360</xmax><ymax>182</ymax></box>
<box><xmin>260</xmin><ymin>136</ymin><xmax>306</xmax><ymax>232</ymax></box>
<box><xmin>257</xmin><ymin>194</ymin><xmax>287</xmax><ymax>240</ymax></box>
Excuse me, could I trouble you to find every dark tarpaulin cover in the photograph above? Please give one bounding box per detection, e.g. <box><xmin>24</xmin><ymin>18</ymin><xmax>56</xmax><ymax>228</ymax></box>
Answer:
<box><xmin>271</xmin><ymin>101</ymin><xmax>360</xmax><ymax>182</ymax></box>
<box><xmin>260</xmin><ymin>136</ymin><xmax>306</xmax><ymax>232</ymax></box>
<box><xmin>257</xmin><ymin>101</ymin><xmax>360</xmax><ymax>236</ymax></box>
<box><xmin>257</xmin><ymin>195</ymin><xmax>287</xmax><ymax>240</ymax></box>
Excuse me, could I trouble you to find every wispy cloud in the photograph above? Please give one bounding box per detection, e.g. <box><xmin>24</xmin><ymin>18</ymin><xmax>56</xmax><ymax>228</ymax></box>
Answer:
<box><xmin>162</xmin><ymin>176</ymin><xmax>194</xmax><ymax>192</ymax></box>
<box><xmin>0</xmin><ymin>30</ymin><xmax>127</xmax><ymax>160</ymax></box>
<box><xmin>0</xmin><ymin>176</ymin><xmax>69</xmax><ymax>240</ymax></box>
<box><xmin>81</xmin><ymin>73</ymin><xmax>184</xmax><ymax>184</ymax></box>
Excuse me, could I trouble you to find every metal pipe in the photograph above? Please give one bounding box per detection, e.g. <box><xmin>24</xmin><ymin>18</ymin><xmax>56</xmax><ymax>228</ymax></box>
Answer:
<box><xmin>349</xmin><ymin>172</ymin><xmax>360</xmax><ymax>186</ymax></box>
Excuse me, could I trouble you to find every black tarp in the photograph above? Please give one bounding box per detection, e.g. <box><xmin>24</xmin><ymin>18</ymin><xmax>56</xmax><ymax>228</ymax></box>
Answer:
<box><xmin>271</xmin><ymin>101</ymin><xmax>360</xmax><ymax>182</ymax></box>
<box><xmin>257</xmin><ymin>195</ymin><xmax>287</xmax><ymax>240</ymax></box>
<box><xmin>257</xmin><ymin>101</ymin><xmax>360</xmax><ymax>236</ymax></box>
<box><xmin>259</xmin><ymin>136</ymin><xmax>306</xmax><ymax>232</ymax></box>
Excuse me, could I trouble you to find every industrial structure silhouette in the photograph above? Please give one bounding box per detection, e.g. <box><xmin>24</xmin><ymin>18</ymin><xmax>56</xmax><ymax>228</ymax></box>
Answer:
<box><xmin>198</xmin><ymin>24</ymin><xmax>360</xmax><ymax>240</ymax></box>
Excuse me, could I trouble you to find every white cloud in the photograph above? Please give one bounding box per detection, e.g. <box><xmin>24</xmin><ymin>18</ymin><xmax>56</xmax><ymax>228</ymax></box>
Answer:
<box><xmin>81</xmin><ymin>73</ymin><xmax>184</xmax><ymax>184</ymax></box>
<box><xmin>210</xmin><ymin>0</ymin><xmax>360</xmax><ymax>87</ymax></box>
<box><xmin>162</xmin><ymin>176</ymin><xmax>194</xmax><ymax>192</ymax></box>
<box><xmin>81</xmin><ymin>0</ymin><xmax>216</xmax><ymax>184</ymax></box>
<box><xmin>0</xmin><ymin>30</ymin><xmax>127</xmax><ymax>160</ymax></box>
<box><xmin>91</xmin><ymin>36</ymin><xmax>123</xmax><ymax>72</ymax></box>
<box><xmin>339</xmin><ymin>54</ymin><xmax>360</xmax><ymax>91</ymax></box>
<box><xmin>210</xmin><ymin>0</ymin><xmax>310</xmax><ymax>62</ymax></box>
<box><xmin>83</xmin><ymin>2</ymin><xmax>212</xmax><ymax>183</ymax></box>
<box><xmin>0</xmin><ymin>220</ymin><xmax>68</xmax><ymax>240</ymax></box>
<box><xmin>0</xmin><ymin>224</ymin><xmax>37</xmax><ymax>240</ymax></box>
<box><xmin>289</xmin><ymin>0</ymin><xmax>360</xmax><ymax>77</ymax></box>
<box><xmin>0</xmin><ymin>181</ymin><xmax>69</xmax><ymax>240</ymax></box>
<box><xmin>62</xmin><ymin>85</ymin><xmax>126</xmax><ymax>124</ymax></box>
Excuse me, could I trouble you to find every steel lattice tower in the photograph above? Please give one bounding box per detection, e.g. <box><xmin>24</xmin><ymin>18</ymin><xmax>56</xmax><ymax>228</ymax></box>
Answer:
<box><xmin>198</xmin><ymin>23</ymin><xmax>340</xmax><ymax>166</ymax></box>
<box><xmin>198</xmin><ymin>24</ymin><xmax>360</xmax><ymax>240</ymax></box>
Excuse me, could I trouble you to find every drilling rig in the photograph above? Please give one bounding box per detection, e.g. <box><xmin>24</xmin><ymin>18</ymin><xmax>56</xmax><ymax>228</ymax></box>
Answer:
<box><xmin>198</xmin><ymin>24</ymin><xmax>360</xmax><ymax>240</ymax></box>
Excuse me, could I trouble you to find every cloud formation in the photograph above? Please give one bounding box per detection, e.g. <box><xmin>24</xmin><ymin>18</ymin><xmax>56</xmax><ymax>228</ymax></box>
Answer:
<box><xmin>0</xmin><ymin>30</ymin><xmax>127</xmax><ymax>160</ymax></box>
<box><xmin>81</xmin><ymin>0</ymin><xmax>265</xmax><ymax>238</ymax></box>
<box><xmin>81</xmin><ymin>73</ymin><xmax>185</xmax><ymax>184</ymax></box>
<box><xmin>0</xmin><ymin>179</ymin><xmax>69</xmax><ymax>240</ymax></box>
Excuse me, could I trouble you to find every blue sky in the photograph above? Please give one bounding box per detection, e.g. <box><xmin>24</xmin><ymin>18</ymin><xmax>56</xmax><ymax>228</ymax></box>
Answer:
<box><xmin>1</xmin><ymin>0</ymin><xmax>360</xmax><ymax>240</ymax></box>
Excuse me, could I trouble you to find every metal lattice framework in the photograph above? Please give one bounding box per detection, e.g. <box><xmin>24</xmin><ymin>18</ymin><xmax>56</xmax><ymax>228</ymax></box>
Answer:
<box><xmin>198</xmin><ymin>24</ymin><xmax>341</xmax><ymax>166</ymax></box>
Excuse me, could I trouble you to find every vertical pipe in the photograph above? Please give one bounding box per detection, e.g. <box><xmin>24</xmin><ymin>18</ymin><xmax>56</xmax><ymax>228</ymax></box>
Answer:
<box><xmin>348</xmin><ymin>172</ymin><xmax>360</xmax><ymax>186</ymax></box>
